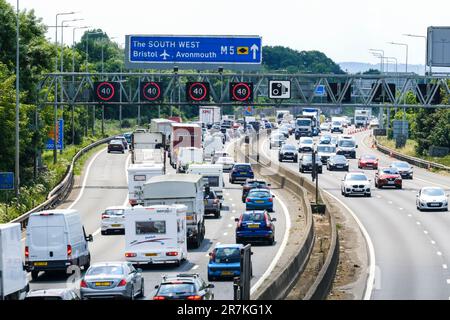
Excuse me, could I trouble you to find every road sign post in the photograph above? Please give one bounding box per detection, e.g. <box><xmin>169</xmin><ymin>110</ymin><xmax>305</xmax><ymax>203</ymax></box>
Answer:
<box><xmin>125</xmin><ymin>35</ymin><xmax>262</xmax><ymax>70</ymax></box>
<box><xmin>0</xmin><ymin>173</ymin><xmax>14</xmax><ymax>190</ymax></box>
<box><xmin>46</xmin><ymin>119</ymin><xmax>64</xmax><ymax>151</ymax></box>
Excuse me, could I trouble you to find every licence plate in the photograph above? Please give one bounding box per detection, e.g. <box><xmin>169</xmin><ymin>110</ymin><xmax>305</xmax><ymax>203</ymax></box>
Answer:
<box><xmin>111</xmin><ymin>224</ymin><xmax>122</xmax><ymax>227</ymax></box>
<box><xmin>145</xmin><ymin>253</ymin><xmax>157</xmax><ymax>257</ymax></box>
<box><xmin>388</xmin><ymin>181</ymin><xmax>395</xmax><ymax>185</ymax></box>
<box><xmin>256</xmin><ymin>200</ymin><xmax>264</xmax><ymax>203</ymax></box>
<box><xmin>33</xmin><ymin>262</ymin><xmax>47</xmax><ymax>267</ymax></box>
<box><xmin>95</xmin><ymin>282</ymin><xmax>111</xmax><ymax>287</ymax></box>
<box><xmin>337</xmin><ymin>166</ymin><xmax>343</xmax><ymax>168</ymax></box>
<box><xmin>221</xmin><ymin>271</ymin><xmax>233</xmax><ymax>276</ymax></box>
<box><xmin>240</xmin><ymin>172</ymin><xmax>247</xmax><ymax>175</ymax></box>
<box><xmin>430</xmin><ymin>203</ymin><xmax>439</xmax><ymax>207</ymax></box>
<box><xmin>248</xmin><ymin>224</ymin><xmax>259</xmax><ymax>229</ymax></box>
<box><xmin>204</xmin><ymin>200</ymin><xmax>208</xmax><ymax>205</ymax></box>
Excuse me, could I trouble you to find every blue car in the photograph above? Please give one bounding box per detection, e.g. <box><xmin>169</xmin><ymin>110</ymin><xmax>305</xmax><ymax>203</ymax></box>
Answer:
<box><xmin>235</xmin><ymin>211</ymin><xmax>276</xmax><ymax>245</ymax></box>
<box><xmin>123</xmin><ymin>132</ymin><xmax>133</xmax><ymax>145</ymax></box>
<box><xmin>229</xmin><ymin>163</ymin><xmax>254</xmax><ymax>184</ymax></box>
<box><xmin>207</xmin><ymin>244</ymin><xmax>243</xmax><ymax>281</ymax></box>
<box><xmin>245</xmin><ymin>189</ymin><xmax>274</xmax><ymax>212</ymax></box>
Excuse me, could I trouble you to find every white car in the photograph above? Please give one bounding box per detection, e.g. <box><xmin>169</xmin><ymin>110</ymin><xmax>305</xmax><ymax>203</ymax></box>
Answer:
<box><xmin>369</xmin><ymin>118</ymin><xmax>380</xmax><ymax>128</ymax></box>
<box><xmin>216</xmin><ymin>156</ymin><xmax>235</xmax><ymax>172</ymax></box>
<box><xmin>416</xmin><ymin>187</ymin><xmax>448</xmax><ymax>211</ymax></box>
<box><xmin>316</xmin><ymin>144</ymin><xmax>337</xmax><ymax>164</ymax></box>
<box><xmin>270</xmin><ymin>133</ymin><xmax>287</xmax><ymax>149</ymax></box>
<box><xmin>101</xmin><ymin>206</ymin><xmax>127</xmax><ymax>235</ymax></box>
<box><xmin>320</xmin><ymin>123</ymin><xmax>331</xmax><ymax>131</ymax></box>
<box><xmin>299</xmin><ymin>137</ymin><xmax>314</xmax><ymax>152</ymax></box>
<box><xmin>341</xmin><ymin>172</ymin><xmax>371</xmax><ymax>197</ymax></box>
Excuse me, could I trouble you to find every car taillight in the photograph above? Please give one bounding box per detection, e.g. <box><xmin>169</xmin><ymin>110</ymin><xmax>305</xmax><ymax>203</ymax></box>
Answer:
<box><xmin>129</xmin><ymin>199</ymin><xmax>138</xmax><ymax>206</ymax></box>
<box><xmin>125</xmin><ymin>252</ymin><xmax>137</xmax><ymax>258</ymax></box>
<box><xmin>80</xmin><ymin>280</ymin><xmax>88</xmax><ymax>288</ymax></box>
<box><xmin>153</xmin><ymin>296</ymin><xmax>166</xmax><ymax>300</ymax></box>
<box><xmin>246</xmin><ymin>198</ymin><xmax>251</xmax><ymax>203</ymax></box>
<box><xmin>25</xmin><ymin>246</ymin><xmax>29</xmax><ymax>258</ymax></box>
<box><xmin>209</xmin><ymin>250</ymin><xmax>216</xmax><ymax>261</ymax></box>
<box><xmin>187</xmin><ymin>295</ymin><xmax>202</xmax><ymax>300</ymax></box>
<box><xmin>268</xmin><ymin>198</ymin><xmax>273</xmax><ymax>202</ymax></box>
<box><xmin>118</xmin><ymin>279</ymin><xmax>127</xmax><ymax>287</ymax></box>
<box><xmin>101</xmin><ymin>214</ymin><xmax>109</xmax><ymax>220</ymax></box>
<box><xmin>67</xmin><ymin>245</ymin><xmax>72</xmax><ymax>256</ymax></box>
<box><xmin>166</xmin><ymin>252</ymin><xmax>178</xmax><ymax>256</ymax></box>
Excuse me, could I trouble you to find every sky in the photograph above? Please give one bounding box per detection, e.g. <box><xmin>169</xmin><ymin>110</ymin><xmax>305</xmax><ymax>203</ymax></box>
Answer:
<box><xmin>7</xmin><ymin>0</ymin><xmax>450</xmax><ymax>66</ymax></box>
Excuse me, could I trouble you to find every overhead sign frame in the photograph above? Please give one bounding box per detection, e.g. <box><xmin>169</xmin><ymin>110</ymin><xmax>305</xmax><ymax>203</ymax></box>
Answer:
<box><xmin>125</xmin><ymin>34</ymin><xmax>262</xmax><ymax>70</ymax></box>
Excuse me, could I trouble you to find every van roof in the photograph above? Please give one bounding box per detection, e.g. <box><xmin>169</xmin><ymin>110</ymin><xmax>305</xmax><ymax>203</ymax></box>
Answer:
<box><xmin>31</xmin><ymin>209</ymin><xmax>78</xmax><ymax>216</ymax></box>
<box><xmin>171</xmin><ymin>123</ymin><xmax>200</xmax><ymax>128</ymax></box>
<box><xmin>146</xmin><ymin>174</ymin><xmax>203</xmax><ymax>184</ymax></box>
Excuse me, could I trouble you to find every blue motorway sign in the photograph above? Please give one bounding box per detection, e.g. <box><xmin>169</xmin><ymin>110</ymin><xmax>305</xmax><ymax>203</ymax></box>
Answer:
<box><xmin>125</xmin><ymin>35</ymin><xmax>262</xmax><ymax>70</ymax></box>
<box><xmin>46</xmin><ymin>119</ymin><xmax>64</xmax><ymax>150</ymax></box>
<box><xmin>315</xmin><ymin>85</ymin><xmax>325</xmax><ymax>96</ymax></box>
<box><xmin>0</xmin><ymin>172</ymin><xmax>14</xmax><ymax>190</ymax></box>
<box><xmin>244</xmin><ymin>106</ymin><xmax>254</xmax><ymax>116</ymax></box>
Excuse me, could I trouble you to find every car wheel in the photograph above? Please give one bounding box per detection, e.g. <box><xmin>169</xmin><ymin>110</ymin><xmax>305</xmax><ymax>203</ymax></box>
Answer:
<box><xmin>366</xmin><ymin>193</ymin><xmax>371</xmax><ymax>198</ymax></box>
<box><xmin>417</xmin><ymin>207</ymin><xmax>422</xmax><ymax>212</ymax></box>
<box><xmin>84</xmin><ymin>254</ymin><xmax>91</xmax><ymax>270</ymax></box>
<box><xmin>397</xmin><ymin>185</ymin><xmax>402</xmax><ymax>189</ymax></box>
<box><xmin>129</xmin><ymin>286</ymin><xmax>135</xmax><ymax>300</ymax></box>
<box><xmin>137</xmin><ymin>280</ymin><xmax>145</xmax><ymax>298</ymax></box>
<box><xmin>294</xmin><ymin>157</ymin><xmax>298</xmax><ymax>163</ymax></box>
<box><xmin>270</xmin><ymin>237</ymin><xmax>275</xmax><ymax>246</ymax></box>
<box><xmin>31</xmin><ymin>270</ymin><xmax>39</xmax><ymax>281</ymax></box>
<box><xmin>344</xmin><ymin>191</ymin><xmax>349</xmax><ymax>197</ymax></box>
<box><xmin>208</xmin><ymin>275</ymin><xmax>214</xmax><ymax>282</ymax></box>
<box><xmin>107</xmin><ymin>151</ymin><xmax>110</xmax><ymax>153</ymax></box>
<box><xmin>215</xmin><ymin>211</ymin><xmax>220</xmax><ymax>219</ymax></box>
<box><xmin>279</xmin><ymin>157</ymin><xmax>283</xmax><ymax>162</ymax></box>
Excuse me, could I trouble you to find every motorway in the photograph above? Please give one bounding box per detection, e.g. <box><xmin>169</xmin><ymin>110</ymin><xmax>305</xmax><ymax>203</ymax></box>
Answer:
<box><xmin>260</xmin><ymin>127</ymin><xmax>450</xmax><ymax>300</ymax></box>
<box><xmin>27</xmin><ymin>139</ymin><xmax>290</xmax><ymax>300</ymax></box>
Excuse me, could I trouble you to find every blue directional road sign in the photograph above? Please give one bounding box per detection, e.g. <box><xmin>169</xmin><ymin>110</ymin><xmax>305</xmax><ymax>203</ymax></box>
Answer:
<box><xmin>315</xmin><ymin>85</ymin><xmax>325</xmax><ymax>96</ymax></box>
<box><xmin>244</xmin><ymin>106</ymin><xmax>254</xmax><ymax>116</ymax></box>
<box><xmin>46</xmin><ymin>119</ymin><xmax>64</xmax><ymax>150</ymax></box>
<box><xmin>125</xmin><ymin>35</ymin><xmax>262</xmax><ymax>70</ymax></box>
<box><xmin>0</xmin><ymin>172</ymin><xmax>14</xmax><ymax>190</ymax></box>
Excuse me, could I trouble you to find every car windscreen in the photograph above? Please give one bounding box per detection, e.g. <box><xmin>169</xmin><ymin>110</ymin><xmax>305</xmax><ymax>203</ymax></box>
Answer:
<box><xmin>86</xmin><ymin>265</ymin><xmax>124</xmax><ymax>276</ymax></box>
<box><xmin>234</xmin><ymin>165</ymin><xmax>251</xmax><ymax>171</ymax></box>
<box><xmin>346</xmin><ymin>174</ymin><xmax>368</xmax><ymax>181</ymax></box>
<box><xmin>301</xmin><ymin>139</ymin><xmax>313</xmax><ymax>144</ymax></box>
<box><xmin>248</xmin><ymin>191</ymin><xmax>270</xmax><ymax>198</ymax></box>
<box><xmin>338</xmin><ymin>140</ymin><xmax>355</xmax><ymax>147</ymax></box>
<box><xmin>242</xmin><ymin>212</ymin><xmax>265</xmax><ymax>222</ymax></box>
<box><xmin>422</xmin><ymin>189</ymin><xmax>445</xmax><ymax>196</ymax></box>
<box><xmin>317</xmin><ymin>146</ymin><xmax>336</xmax><ymax>153</ymax></box>
<box><xmin>110</xmin><ymin>140</ymin><xmax>122</xmax><ymax>144</ymax></box>
<box><xmin>282</xmin><ymin>145</ymin><xmax>296</xmax><ymax>151</ymax></box>
<box><xmin>214</xmin><ymin>247</ymin><xmax>240</xmax><ymax>263</ymax></box>
<box><xmin>380</xmin><ymin>168</ymin><xmax>399</xmax><ymax>174</ymax></box>
<box><xmin>362</xmin><ymin>155</ymin><xmax>377</xmax><ymax>160</ymax></box>
<box><xmin>158</xmin><ymin>283</ymin><xmax>196</xmax><ymax>295</ymax></box>
<box><xmin>332</xmin><ymin>156</ymin><xmax>347</xmax><ymax>162</ymax></box>
<box><xmin>203</xmin><ymin>176</ymin><xmax>219</xmax><ymax>187</ymax></box>
<box><xmin>296</xmin><ymin>119</ymin><xmax>311</xmax><ymax>126</ymax></box>
<box><xmin>135</xmin><ymin>221</ymin><xmax>166</xmax><ymax>235</ymax></box>
<box><xmin>105</xmin><ymin>209</ymin><xmax>124</xmax><ymax>216</ymax></box>
<box><xmin>392</xmin><ymin>162</ymin><xmax>410</xmax><ymax>169</ymax></box>
<box><xmin>332</xmin><ymin>121</ymin><xmax>341</xmax><ymax>126</ymax></box>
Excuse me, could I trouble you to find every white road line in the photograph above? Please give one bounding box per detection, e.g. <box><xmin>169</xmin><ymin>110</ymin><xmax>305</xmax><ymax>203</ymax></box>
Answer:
<box><xmin>399</xmin><ymin>208</ymin><xmax>404</xmax><ymax>211</ymax></box>
<box><xmin>250</xmin><ymin>189</ymin><xmax>291</xmax><ymax>296</ymax></box>
<box><xmin>424</xmin><ymin>231</ymin><xmax>429</xmax><ymax>235</ymax></box>
<box><xmin>229</xmin><ymin>198</ymin><xmax>233</xmax><ymax>201</ymax></box>
<box><xmin>408</xmin><ymin>214</ymin><xmax>413</xmax><ymax>217</ymax></box>
<box><xmin>388</xmin><ymin>201</ymin><xmax>393</xmax><ymax>205</ymax></box>
<box><xmin>443</xmin><ymin>264</ymin><xmax>448</xmax><ymax>270</ymax></box>
<box><xmin>437</xmin><ymin>252</ymin><xmax>443</xmax><ymax>256</ymax></box>
<box><xmin>223</xmin><ymin>232</ymin><xmax>228</xmax><ymax>236</ymax></box>
<box><xmin>322</xmin><ymin>189</ymin><xmax>376</xmax><ymax>301</ymax></box>
<box><xmin>447</xmin><ymin>279</ymin><xmax>450</xmax><ymax>284</ymax></box>
<box><xmin>415</xmin><ymin>177</ymin><xmax>449</xmax><ymax>189</ymax></box>
<box><xmin>416</xmin><ymin>222</ymin><xmax>421</xmax><ymax>226</ymax></box>
<box><xmin>376</xmin><ymin>195</ymin><xmax>382</xmax><ymax>199</ymax></box>
<box><xmin>232</xmin><ymin>210</ymin><xmax>236</xmax><ymax>214</ymax></box>
<box><xmin>228</xmin><ymin>224</ymin><xmax>233</xmax><ymax>228</ymax></box>
<box><xmin>232</xmin><ymin>204</ymin><xmax>236</xmax><ymax>207</ymax></box>
<box><xmin>431</xmin><ymin>240</ymin><xmax>436</xmax><ymax>245</ymax></box>
<box><xmin>192</xmin><ymin>265</ymin><xmax>199</xmax><ymax>270</ymax></box>
<box><xmin>68</xmin><ymin>148</ymin><xmax>106</xmax><ymax>210</ymax></box>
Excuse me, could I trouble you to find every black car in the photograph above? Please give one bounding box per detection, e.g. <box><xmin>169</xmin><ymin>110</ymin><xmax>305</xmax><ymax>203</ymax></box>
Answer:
<box><xmin>153</xmin><ymin>274</ymin><xmax>214</xmax><ymax>300</ymax></box>
<box><xmin>299</xmin><ymin>154</ymin><xmax>323</xmax><ymax>174</ymax></box>
<box><xmin>204</xmin><ymin>190</ymin><xmax>221</xmax><ymax>218</ymax></box>
<box><xmin>242</xmin><ymin>179</ymin><xmax>270</xmax><ymax>202</ymax></box>
<box><xmin>278</xmin><ymin>144</ymin><xmax>298</xmax><ymax>163</ymax></box>
<box><xmin>108</xmin><ymin>139</ymin><xmax>125</xmax><ymax>153</ymax></box>
<box><xmin>327</xmin><ymin>155</ymin><xmax>349</xmax><ymax>171</ymax></box>
<box><xmin>390</xmin><ymin>161</ymin><xmax>414</xmax><ymax>179</ymax></box>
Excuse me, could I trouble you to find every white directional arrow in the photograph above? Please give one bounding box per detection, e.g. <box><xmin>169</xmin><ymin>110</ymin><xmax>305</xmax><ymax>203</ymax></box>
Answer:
<box><xmin>250</xmin><ymin>44</ymin><xmax>259</xmax><ymax>60</ymax></box>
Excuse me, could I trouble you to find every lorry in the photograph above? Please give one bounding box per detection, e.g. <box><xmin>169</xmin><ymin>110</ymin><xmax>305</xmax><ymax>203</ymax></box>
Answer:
<box><xmin>124</xmin><ymin>205</ymin><xmax>187</xmax><ymax>266</ymax></box>
<box><xmin>354</xmin><ymin>109</ymin><xmax>372</xmax><ymax>128</ymax></box>
<box><xmin>169</xmin><ymin>123</ymin><xmax>202</xmax><ymax>169</ymax></box>
<box><xmin>187</xmin><ymin>164</ymin><xmax>224</xmax><ymax>199</ymax></box>
<box><xmin>127</xmin><ymin>163</ymin><xmax>165</xmax><ymax>206</ymax></box>
<box><xmin>199</xmin><ymin>106</ymin><xmax>221</xmax><ymax>128</ymax></box>
<box><xmin>0</xmin><ymin>223</ymin><xmax>29</xmax><ymax>300</ymax></box>
<box><xmin>176</xmin><ymin>147</ymin><xmax>204</xmax><ymax>173</ymax></box>
<box><xmin>203</xmin><ymin>134</ymin><xmax>224</xmax><ymax>159</ymax></box>
<box><xmin>294</xmin><ymin>117</ymin><xmax>313</xmax><ymax>139</ymax></box>
<box><xmin>141</xmin><ymin>174</ymin><xmax>205</xmax><ymax>248</ymax></box>
<box><xmin>149</xmin><ymin>119</ymin><xmax>175</xmax><ymax>142</ymax></box>
<box><xmin>302</xmin><ymin>108</ymin><xmax>321</xmax><ymax>136</ymax></box>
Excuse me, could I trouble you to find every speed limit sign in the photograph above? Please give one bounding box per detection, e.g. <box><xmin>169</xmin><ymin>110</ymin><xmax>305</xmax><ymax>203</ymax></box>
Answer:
<box><xmin>186</xmin><ymin>82</ymin><xmax>210</xmax><ymax>102</ymax></box>
<box><xmin>230</xmin><ymin>82</ymin><xmax>253</xmax><ymax>102</ymax></box>
<box><xmin>141</xmin><ymin>82</ymin><xmax>163</xmax><ymax>102</ymax></box>
<box><xmin>94</xmin><ymin>82</ymin><xmax>120</xmax><ymax>102</ymax></box>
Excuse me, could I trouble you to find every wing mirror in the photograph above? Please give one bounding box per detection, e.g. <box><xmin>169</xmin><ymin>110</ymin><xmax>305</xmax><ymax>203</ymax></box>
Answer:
<box><xmin>86</xmin><ymin>234</ymin><xmax>93</xmax><ymax>242</ymax></box>
<box><xmin>234</xmin><ymin>218</ymin><xmax>239</xmax><ymax>222</ymax></box>
<box><xmin>154</xmin><ymin>285</ymin><xmax>159</xmax><ymax>289</ymax></box>
<box><xmin>271</xmin><ymin>218</ymin><xmax>277</xmax><ymax>222</ymax></box>
<box><xmin>272</xmin><ymin>195</ymin><xmax>276</xmax><ymax>198</ymax></box>
<box><xmin>208</xmin><ymin>284</ymin><xmax>215</xmax><ymax>289</ymax></box>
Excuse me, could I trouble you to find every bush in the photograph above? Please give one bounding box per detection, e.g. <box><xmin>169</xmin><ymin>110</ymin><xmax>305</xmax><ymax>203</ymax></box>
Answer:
<box><xmin>121</xmin><ymin>119</ymin><xmax>131</xmax><ymax>128</ymax></box>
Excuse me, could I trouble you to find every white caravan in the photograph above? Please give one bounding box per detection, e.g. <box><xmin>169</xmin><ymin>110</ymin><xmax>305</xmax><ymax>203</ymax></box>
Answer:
<box><xmin>187</xmin><ymin>164</ymin><xmax>224</xmax><ymax>199</ymax></box>
<box><xmin>127</xmin><ymin>163</ymin><xmax>165</xmax><ymax>206</ymax></box>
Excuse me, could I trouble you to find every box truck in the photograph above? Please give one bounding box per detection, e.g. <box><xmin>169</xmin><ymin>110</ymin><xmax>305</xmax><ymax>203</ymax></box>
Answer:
<box><xmin>169</xmin><ymin>123</ymin><xmax>202</xmax><ymax>169</ymax></box>
<box><xmin>0</xmin><ymin>223</ymin><xmax>29</xmax><ymax>300</ymax></box>
<box><xmin>124</xmin><ymin>205</ymin><xmax>187</xmax><ymax>266</ymax></box>
<box><xmin>141</xmin><ymin>175</ymin><xmax>205</xmax><ymax>248</ymax></box>
<box><xmin>199</xmin><ymin>106</ymin><xmax>221</xmax><ymax>128</ymax></box>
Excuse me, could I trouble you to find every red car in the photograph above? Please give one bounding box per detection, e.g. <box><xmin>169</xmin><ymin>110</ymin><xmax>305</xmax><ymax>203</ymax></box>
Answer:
<box><xmin>375</xmin><ymin>167</ymin><xmax>402</xmax><ymax>189</ymax></box>
<box><xmin>358</xmin><ymin>155</ymin><xmax>379</xmax><ymax>170</ymax></box>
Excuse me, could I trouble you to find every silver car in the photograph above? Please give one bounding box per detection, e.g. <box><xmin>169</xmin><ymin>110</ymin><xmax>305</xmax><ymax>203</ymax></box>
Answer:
<box><xmin>270</xmin><ymin>133</ymin><xmax>287</xmax><ymax>149</ymax></box>
<box><xmin>101</xmin><ymin>206</ymin><xmax>127</xmax><ymax>235</ymax></box>
<box><xmin>216</xmin><ymin>156</ymin><xmax>235</xmax><ymax>172</ymax></box>
<box><xmin>80</xmin><ymin>262</ymin><xmax>145</xmax><ymax>300</ymax></box>
<box><xmin>416</xmin><ymin>187</ymin><xmax>449</xmax><ymax>211</ymax></box>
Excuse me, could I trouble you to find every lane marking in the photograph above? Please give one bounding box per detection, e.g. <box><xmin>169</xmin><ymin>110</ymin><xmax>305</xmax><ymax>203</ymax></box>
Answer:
<box><xmin>443</xmin><ymin>264</ymin><xmax>448</xmax><ymax>270</ymax></box>
<box><xmin>399</xmin><ymin>208</ymin><xmax>404</xmax><ymax>211</ymax></box>
<box><xmin>229</xmin><ymin>198</ymin><xmax>233</xmax><ymax>201</ymax></box>
<box><xmin>447</xmin><ymin>279</ymin><xmax>450</xmax><ymax>284</ymax></box>
<box><xmin>228</xmin><ymin>224</ymin><xmax>233</xmax><ymax>228</ymax></box>
<box><xmin>416</xmin><ymin>222</ymin><xmax>421</xmax><ymax>226</ymax></box>
<box><xmin>223</xmin><ymin>232</ymin><xmax>228</xmax><ymax>236</ymax></box>
<box><xmin>232</xmin><ymin>210</ymin><xmax>236</xmax><ymax>214</ymax></box>
<box><xmin>388</xmin><ymin>201</ymin><xmax>393</xmax><ymax>205</ymax></box>
<box><xmin>437</xmin><ymin>252</ymin><xmax>443</xmax><ymax>256</ymax></box>
<box><xmin>250</xmin><ymin>189</ymin><xmax>291</xmax><ymax>295</ymax></box>
<box><xmin>232</xmin><ymin>204</ymin><xmax>236</xmax><ymax>207</ymax></box>
<box><xmin>192</xmin><ymin>265</ymin><xmax>199</xmax><ymax>270</ymax></box>
<box><xmin>431</xmin><ymin>240</ymin><xmax>436</xmax><ymax>245</ymax></box>
<box><xmin>408</xmin><ymin>214</ymin><xmax>413</xmax><ymax>218</ymax></box>
<box><xmin>424</xmin><ymin>231</ymin><xmax>429</xmax><ymax>235</ymax></box>
<box><xmin>322</xmin><ymin>189</ymin><xmax>376</xmax><ymax>301</ymax></box>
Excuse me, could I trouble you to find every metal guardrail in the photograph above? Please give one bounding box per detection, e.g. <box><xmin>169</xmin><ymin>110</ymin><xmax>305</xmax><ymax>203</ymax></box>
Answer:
<box><xmin>11</xmin><ymin>137</ymin><xmax>114</xmax><ymax>228</ymax></box>
<box><xmin>374</xmin><ymin>138</ymin><xmax>450</xmax><ymax>173</ymax></box>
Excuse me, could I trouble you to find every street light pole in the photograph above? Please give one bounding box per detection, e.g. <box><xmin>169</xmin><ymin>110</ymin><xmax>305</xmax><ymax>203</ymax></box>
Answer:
<box><xmin>15</xmin><ymin>0</ymin><xmax>20</xmax><ymax>196</ymax></box>
<box><xmin>388</xmin><ymin>42</ymin><xmax>408</xmax><ymax>73</ymax></box>
<box><xmin>369</xmin><ymin>49</ymin><xmax>385</xmax><ymax>73</ymax></box>
<box><xmin>403</xmin><ymin>34</ymin><xmax>427</xmax><ymax>75</ymax></box>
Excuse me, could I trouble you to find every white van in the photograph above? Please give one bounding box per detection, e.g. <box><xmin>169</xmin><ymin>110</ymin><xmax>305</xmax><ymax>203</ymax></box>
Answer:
<box><xmin>128</xmin><ymin>163</ymin><xmax>165</xmax><ymax>206</ymax></box>
<box><xmin>203</xmin><ymin>135</ymin><xmax>224</xmax><ymax>159</ymax></box>
<box><xmin>187</xmin><ymin>164</ymin><xmax>224</xmax><ymax>199</ymax></box>
<box><xmin>25</xmin><ymin>210</ymin><xmax>93</xmax><ymax>280</ymax></box>
<box><xmin>124</xmin><ymin>205</ymin><xmax>187</xmax><ymax>266</ymax></box>
<box><xmin>177</xmin><ymin>147</ymin><xmax>204</xmax><ymax>173</ymax></box>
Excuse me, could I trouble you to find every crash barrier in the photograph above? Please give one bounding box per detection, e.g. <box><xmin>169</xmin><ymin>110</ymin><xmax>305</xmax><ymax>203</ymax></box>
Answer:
<box><xmin>374</xmin><ymin>137</ymin><xmax>450</xmax><ymax>173</ymax></box>
<box><xmin>11</xmin><ymin>137</ymin><xmax>115</xmax><ymax>228</ymax></box>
